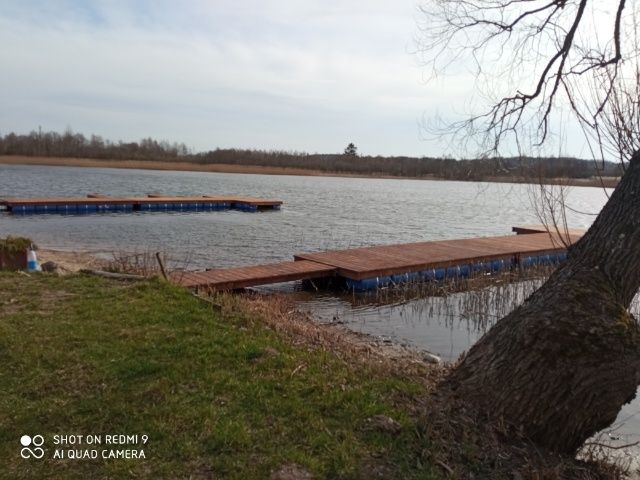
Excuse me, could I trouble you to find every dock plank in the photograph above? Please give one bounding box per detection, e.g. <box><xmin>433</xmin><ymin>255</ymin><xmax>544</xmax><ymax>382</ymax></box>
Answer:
<box><xmin>3</xmin><ymin>195</ymin><xmax>282</xmax><ymax>207</ymax></box>
<box><xmin>171</xmin><ymin>260</ymin><xmax>336</xmax><ymax>290</ymax></box>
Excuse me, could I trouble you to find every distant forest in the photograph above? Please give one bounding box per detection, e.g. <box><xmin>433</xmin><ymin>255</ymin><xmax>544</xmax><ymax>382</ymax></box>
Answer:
<box><xmin>0</xmin><ymin>128</ymin><xmax>622</xmax><ymax>180</ymax></box>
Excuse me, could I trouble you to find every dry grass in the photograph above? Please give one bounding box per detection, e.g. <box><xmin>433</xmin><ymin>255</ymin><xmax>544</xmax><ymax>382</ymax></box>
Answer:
<box><xmin>209</xmin><ymin>290</ymin><xmax>447</xmax><ymax>386</ymax></box>
<box><xmin>103</xmin><ymin>250</ymin><xmax>165</xmax><ymax>276</ymax></box>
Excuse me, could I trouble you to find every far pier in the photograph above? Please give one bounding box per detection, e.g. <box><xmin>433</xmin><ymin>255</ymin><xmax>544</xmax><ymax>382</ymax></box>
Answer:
<box><xmin>0</xmin><ymin>194</ymin><xmax>282</xmax><ymax>214</ymax></box>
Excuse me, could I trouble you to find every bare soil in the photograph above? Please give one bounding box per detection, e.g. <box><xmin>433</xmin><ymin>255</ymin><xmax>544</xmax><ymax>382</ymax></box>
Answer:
<box><xmin>37</xmin><ymin>248</ymin><xmax>102</xmax><ymax>273</ymax></box>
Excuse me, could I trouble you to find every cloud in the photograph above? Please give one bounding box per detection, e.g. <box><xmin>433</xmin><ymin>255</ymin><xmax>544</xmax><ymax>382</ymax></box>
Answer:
<box><xmin>0</xmin><ymin>1</ymin><xmax>476</xmax><ymax>156</ymax></box>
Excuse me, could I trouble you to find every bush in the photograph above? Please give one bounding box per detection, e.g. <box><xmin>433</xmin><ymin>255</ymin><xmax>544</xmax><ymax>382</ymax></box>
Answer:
<box><xmin>0</xmin><ymin>236</ymin><xmax>34</xmax><ymax>253</ymax></box>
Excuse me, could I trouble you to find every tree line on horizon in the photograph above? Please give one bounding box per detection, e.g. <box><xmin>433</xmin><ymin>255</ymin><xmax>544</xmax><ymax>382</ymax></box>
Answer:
<box><xmin>0</xmin><ymin>128</ymin><xmax>622</xmax><ymax>180</ymax></box>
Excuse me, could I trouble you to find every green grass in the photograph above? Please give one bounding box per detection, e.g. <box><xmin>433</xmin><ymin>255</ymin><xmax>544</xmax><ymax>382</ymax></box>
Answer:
<box><xmin>0</xmin><ymin>273</ymin><xmax>439</xmax><ymax>479</ymax></box>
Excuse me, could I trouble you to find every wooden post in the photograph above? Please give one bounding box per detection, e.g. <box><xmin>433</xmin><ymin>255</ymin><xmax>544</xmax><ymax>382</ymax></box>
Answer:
<box><xmin>156</xmin><ymin>252</ymin><xmax>168</xmax><ymax>281</ymax></box>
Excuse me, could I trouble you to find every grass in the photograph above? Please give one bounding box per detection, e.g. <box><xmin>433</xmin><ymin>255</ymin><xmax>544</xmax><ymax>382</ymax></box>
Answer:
<box><xmin>0</xmin><ymin>236</ymin><xmax>33</xmax><ymax>253</ymax></box>
<box><xmin>0</xmin><ymin>272</ymin><xmax>440</xmax><ymax>479</ymax></box>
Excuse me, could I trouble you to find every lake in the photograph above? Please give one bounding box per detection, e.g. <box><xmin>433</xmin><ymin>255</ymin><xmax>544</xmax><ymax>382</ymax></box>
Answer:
<box><xmin>1</xmin><ymin>163</ymin><xmax>636</xmax><ymax>459</ymax></box>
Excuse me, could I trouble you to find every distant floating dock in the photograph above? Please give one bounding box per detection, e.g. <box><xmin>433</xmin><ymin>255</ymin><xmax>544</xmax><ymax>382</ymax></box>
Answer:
<box><xmin>172</xmin><ymin>226</ymin><xmax>584</xmax><ymax>292</ymax></box>
<box><xmin>0</xmin><ymin>194</ymin><xmax>282</xmax><ymax>215</ymax></box>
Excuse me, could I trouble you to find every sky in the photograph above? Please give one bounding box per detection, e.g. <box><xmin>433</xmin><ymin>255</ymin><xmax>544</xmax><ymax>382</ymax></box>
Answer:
<box><xmin>0</xmin><ymin>0</ymin><xmax>599</xmax><ymax>157</ymax></box>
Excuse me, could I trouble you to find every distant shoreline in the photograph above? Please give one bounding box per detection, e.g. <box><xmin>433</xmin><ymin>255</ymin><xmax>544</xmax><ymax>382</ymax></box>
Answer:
<box><xmin>0</xmin><ymin>155</ymin><xmax>619</xmax><ymax>188</ymax></box>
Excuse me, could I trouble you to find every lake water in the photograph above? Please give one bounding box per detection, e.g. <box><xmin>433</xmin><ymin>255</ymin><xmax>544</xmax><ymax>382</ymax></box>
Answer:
<box><xmin>1</xmin><ymin>163</ymin><xmax>637</xmax><ymax>461</ymax></box>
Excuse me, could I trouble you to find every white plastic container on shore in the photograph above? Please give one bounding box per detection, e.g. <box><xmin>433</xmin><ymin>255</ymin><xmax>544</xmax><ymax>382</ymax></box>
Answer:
<box><xmin>27</xmin><ymin>247</ymin><xmax>40</xmax><ymax>272</ymax></box>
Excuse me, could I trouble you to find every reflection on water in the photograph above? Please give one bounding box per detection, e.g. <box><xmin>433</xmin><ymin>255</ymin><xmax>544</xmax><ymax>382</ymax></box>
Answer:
<box><xmin>291</xmin><ymin>272</ymin><xmax>548</xmax><ymax>361</ymax></box>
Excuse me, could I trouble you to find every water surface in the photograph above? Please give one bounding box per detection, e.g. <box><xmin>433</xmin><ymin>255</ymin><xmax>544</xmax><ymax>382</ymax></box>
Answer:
<box><xmin>1</xmin><ymin>163</ymin><xmax>635</xmax><ymax>458</ymax></box>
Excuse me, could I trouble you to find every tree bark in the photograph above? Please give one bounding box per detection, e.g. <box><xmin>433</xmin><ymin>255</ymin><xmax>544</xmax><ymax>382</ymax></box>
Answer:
<box><xmin>443</xmin><ymin>151</ymin><xmax>640</xmax><ymax>454</ymax></box>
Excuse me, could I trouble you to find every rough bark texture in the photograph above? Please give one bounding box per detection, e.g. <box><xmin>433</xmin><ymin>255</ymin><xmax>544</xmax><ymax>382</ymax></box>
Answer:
<box><xmin>444</xmin><ymin>151</ymin><xmax>640</xmax><ymax>454</ymax></box>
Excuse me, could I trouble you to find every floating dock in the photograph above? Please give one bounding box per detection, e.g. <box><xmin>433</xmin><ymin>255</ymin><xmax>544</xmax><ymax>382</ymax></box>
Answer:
<box><xmin>172</xmin><ymin>226</ymin><xmax>584</xmax><ymax>292</ymax></box>
<box><xmin>0</xmin><ymin>194</ymin><xmax>282</xmax><ymax>214</ymax></box>
<box><xmin>173</xmin><ymin>260</ymin><xmax>337</xmax><ymax>290</ymax></box>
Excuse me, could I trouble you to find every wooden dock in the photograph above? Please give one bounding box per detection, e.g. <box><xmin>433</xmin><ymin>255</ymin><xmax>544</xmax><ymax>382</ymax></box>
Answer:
<box><xmin>293</xmin><ymin>231</ymin><xmax>579</xmax><ymax>281</ymax></box>
<box><xmin>0</xmin><ymin>194</ymin><xmax>282</xmax><ymax>214</ymax></box>
<box><xmin>173</xmin><ymin>226</ymin><xmax>585</xmax><ymax>292</ymax></box>
<box><xmin>172</xmin><ymin>260</ymin><xmax>337</xmax><ymax>290</ymax></box>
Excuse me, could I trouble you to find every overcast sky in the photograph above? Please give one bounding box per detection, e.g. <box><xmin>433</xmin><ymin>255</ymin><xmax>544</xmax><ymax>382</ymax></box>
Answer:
<box><xmin>0</xmin><ymin>1</ymin><xmax>582</xmax><ymax>157</ymax></box>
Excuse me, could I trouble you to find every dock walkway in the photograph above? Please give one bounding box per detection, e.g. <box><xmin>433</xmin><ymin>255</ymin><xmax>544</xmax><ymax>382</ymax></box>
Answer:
<box><xmin>173</xmin><ymin>226</ymin><xmax>584</xmax><ymax>292</ymax></box>
<box><xmin>172</xmin><ymin>260</ymin><xmax>336</xmax><ymax>290</ymax></box>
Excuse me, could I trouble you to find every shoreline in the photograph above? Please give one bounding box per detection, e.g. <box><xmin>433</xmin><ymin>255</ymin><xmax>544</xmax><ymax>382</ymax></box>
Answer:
<box><xmin>33</xmin><ymin>247</ymin><xmax>443</xmax><ymax>367</ymax></box>
<box><xmin>0</xmin><ymin>155</ymin><xmax>620</xmax><ymax>188</ymax></box>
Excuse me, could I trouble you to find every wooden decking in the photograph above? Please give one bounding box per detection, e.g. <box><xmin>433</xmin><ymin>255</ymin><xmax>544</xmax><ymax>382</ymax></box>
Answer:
<box><xmin>171</xmin><ymin>260</ymin><xmax>336</xmax><ymax>290</ymax></box>
<box><xmin>173</xmin><ymin>227</ymin><xmax>585</xmax><ymax>291</ymax></box>
<box><xmin>294</xmin><ymin>232</ymin><xmax>581</xmax><ymax>280</ymax></box>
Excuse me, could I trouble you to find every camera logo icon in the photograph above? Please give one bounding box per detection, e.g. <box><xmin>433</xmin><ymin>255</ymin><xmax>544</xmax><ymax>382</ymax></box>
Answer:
<box><xmin>20</xmin><ymin>435</ymin><xmax>45</xmax><ymax>459</ymax></box>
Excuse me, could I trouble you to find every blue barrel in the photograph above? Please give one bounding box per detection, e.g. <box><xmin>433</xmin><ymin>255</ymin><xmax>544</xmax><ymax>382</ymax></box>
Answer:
<box><xmin>434</xmin><ymin>268</ymin><xmax>446</xmax><ymax>281</ymax></box>
<box><xmin>35</xmin><ymin>205</ymin><xmax>51</xmax><ymax>214</ymax></box>
<box><xmin>57</xmin><ymin>204</ymin><xmax>77</xmax><ymax>214</ymax></box>
<box><xmin>459</xmin><ymin>264</ymin><xmax>471</xmax><ymax>277</ymax></box>
<box><xmin>391</xmin><ymin>273</ymin><xmax>410</xmax><ymax>284</ymax></box>
<box><xmin>490</xmin><ymin>259</ymin><xmax>505</xmax><ymax>271</ymax></box>
<box><xmin>420</xmin><ymin>269</ymin><xmax>436</xmax><ymax>281</ymax></box>
<box><xmin>406</xmin><ymin>272</ymin><xmax>420</xmax><ymax>283</ymax></box>
<box><xmin>13</xmin><ymin>205</ymin><xmax>28</xmax><ymax>214</ymax></box>
<box><xmin>346</xmin><ymin>278</ymin><xmax>377</xmax><ymax>291</ymax></box>
<box><xmin>445</xmin><ymin>266</ymin><xmax>460</xmax><ymax>279</ymax></box>
<box><xmin>78</xmin><ymin>204</ymin><xmax>95</xmax><ymax>213</ymax></box>
<box><xmin>471</xmin><ymin>262</ymin><xmax>489</xmax><ymax>273</ymax></box>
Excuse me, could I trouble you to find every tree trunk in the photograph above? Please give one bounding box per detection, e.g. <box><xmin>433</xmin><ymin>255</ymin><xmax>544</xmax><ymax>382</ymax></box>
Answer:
<box><xmin>443</xmin><ymin>152</ymin><xmax>640</xmax><ymax>454</ymax></box>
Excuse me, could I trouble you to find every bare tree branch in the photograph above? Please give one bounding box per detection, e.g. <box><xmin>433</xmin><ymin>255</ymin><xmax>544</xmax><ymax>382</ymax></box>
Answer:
<box><xmin>418</xmin><ymin>0</ymin><xmax>628</xmax><ymax>155</ymax></box>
